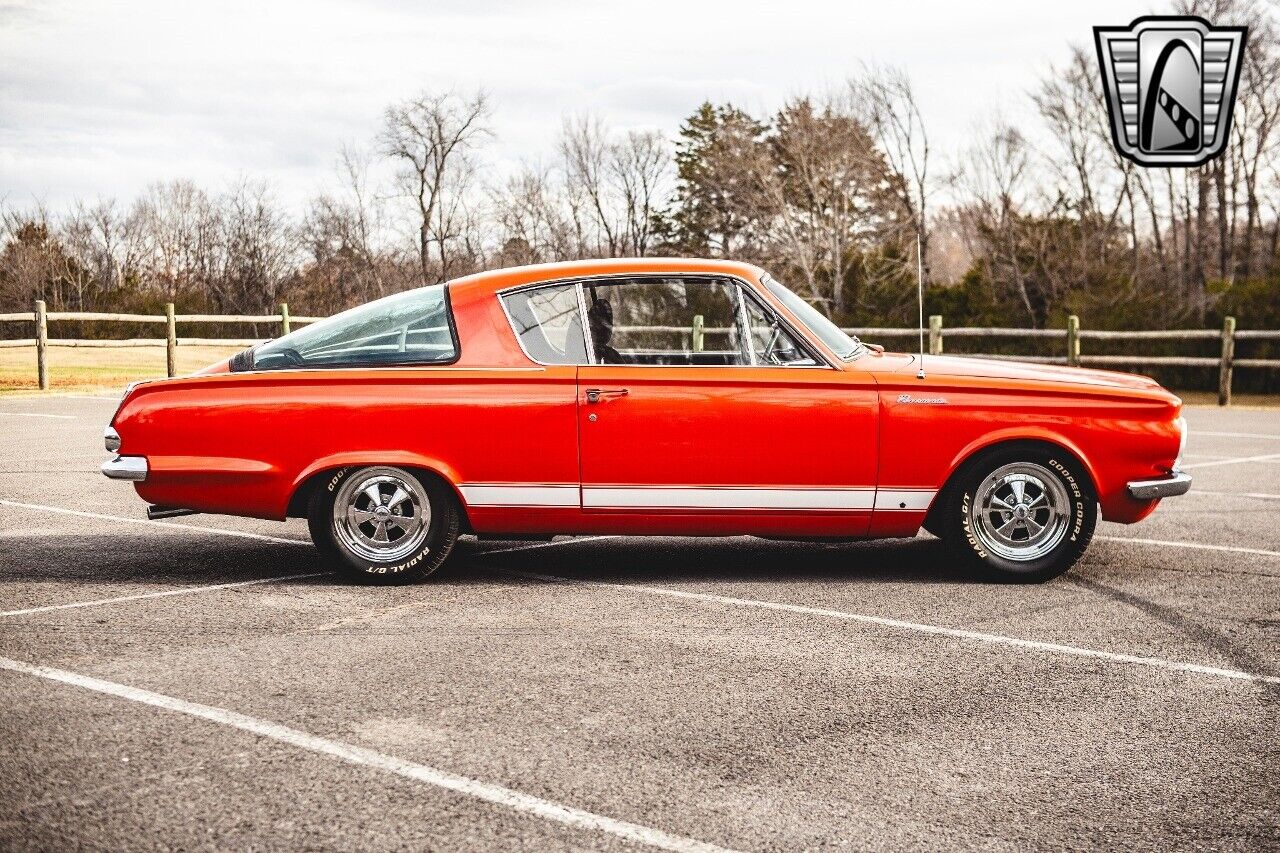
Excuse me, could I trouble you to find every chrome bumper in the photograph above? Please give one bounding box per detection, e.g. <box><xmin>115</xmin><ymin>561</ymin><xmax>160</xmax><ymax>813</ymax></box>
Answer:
<box><xmin>102</xmin><ymin>455</ymin><xmax>148</xmax><ymax>482</ymax></box>
<box><xmin>1127</xmin><ymin>471</ymin><xmax>1192</xmax><ymax>500</ymax></box>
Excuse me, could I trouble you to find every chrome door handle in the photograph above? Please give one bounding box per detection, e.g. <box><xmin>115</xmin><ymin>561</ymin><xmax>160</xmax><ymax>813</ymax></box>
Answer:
<box><xmin>585</xmin><ymin>388</ymin><xmax>628</xmax><ymax>404</ymax></box>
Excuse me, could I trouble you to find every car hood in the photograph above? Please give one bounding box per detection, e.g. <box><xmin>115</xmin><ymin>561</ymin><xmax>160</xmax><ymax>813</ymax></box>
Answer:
<box><xmin>868</xmin><ymin>353</ymin><xmax>1163</xmax><ymax>392</ymax></box>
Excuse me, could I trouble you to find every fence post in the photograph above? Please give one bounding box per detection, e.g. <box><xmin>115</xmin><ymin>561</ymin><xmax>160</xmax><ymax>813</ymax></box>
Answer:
<box><xmin>165</xmin><ymin>303</ymin><xmax>177</xmax><ymax>378</ymax></box>
<box><xmin>35</xmin><ymin>299</ymin><xmax>48</xmax><ymax>390</ymax></box>
<box><xmin>928</xmin><ymin>315</ymin><xmax>943</xmax><ymax>355</ymax></box>
<box><xmin>279</xmin><ymin>302</ymin><xmax>291</xmax><ymax>336</ymax></box>
<box><xmin>1218</xmin><ymin>315</ymin><xmax>1236</xmax><ymax>406</ymax></box>
<box><xmin>692</xmin><ymin>314</ymin><xmax>704</xmax><ymax>353</ymax></box>
<box><xmin>1067</xmin><ymin>315</ymin><xmax>1081</xmax><ymax>367</ymax></box>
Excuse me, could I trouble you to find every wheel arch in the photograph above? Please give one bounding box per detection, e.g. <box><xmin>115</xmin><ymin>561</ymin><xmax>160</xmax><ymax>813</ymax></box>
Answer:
<box><xmin>286</xmin><ymin>453</ymin><xmax>473</xmax><ymax>533</ymax></box>
<box><xmin>922</xmin><ymin>432</ymin><xmax>1099</xmax><ymax>536</ymax></box>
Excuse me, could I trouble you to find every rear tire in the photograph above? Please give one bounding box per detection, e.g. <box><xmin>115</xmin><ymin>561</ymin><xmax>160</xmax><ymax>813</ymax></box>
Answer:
<box><xmin>308</xmin><ymin>465</ymin><xmax>459</xmax><ymax>584</ymax></box>
<box><xmin>939</xmin><ymin>445</ymin><xmax>1096</xmax><ymax>583</ymax></box>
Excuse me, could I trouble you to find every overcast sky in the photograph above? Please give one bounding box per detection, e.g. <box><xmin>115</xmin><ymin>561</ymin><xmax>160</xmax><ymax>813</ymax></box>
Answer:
<box><xmin>1</xmin><ymin>0</ymin><xmax>1156</xmax><ymax>212</ymax></box>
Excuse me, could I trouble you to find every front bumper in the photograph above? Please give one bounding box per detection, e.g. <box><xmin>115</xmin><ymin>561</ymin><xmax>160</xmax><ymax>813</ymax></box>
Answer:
<box><xmin>102</xmin><ymin>455</ymin><xmax>148</xmax><ymax>481</ymax></box>
<box><xmin>1127</xmin><ymin>471</ymin><xmax>1192</xmax><ymax>500</ymax></box>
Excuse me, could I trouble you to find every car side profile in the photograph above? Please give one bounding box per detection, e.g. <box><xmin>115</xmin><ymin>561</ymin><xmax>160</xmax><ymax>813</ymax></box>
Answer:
<box><xmin>101</xmin><ymin>258</ymin><xmax>1190</xmax><ymax>584</ymax></box>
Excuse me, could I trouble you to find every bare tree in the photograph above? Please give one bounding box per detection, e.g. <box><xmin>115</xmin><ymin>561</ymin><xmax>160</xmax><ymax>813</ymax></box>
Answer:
<box><xmin>560</xmin><ymin>114</ymin><xmax>621</xmax><ymax>256</ymax></box>
<box><xmin>851</xmin><ymin>64</ymin><xmax>932</xmax><ymax>278</ymax></box>
<box><xmin>381</xmin><ymin>90</ymin><xmax>491</xmax><ymax>284</ymax></box>
<box><xmin>214</xmin><ymin>180</ymin><xmax>295</xmax><ymax>314</ymax></box>
<box><xmin>754</xmin><ymin>97</ymin><xmax>896</xmax><ymax>313</ymax></box>
<box><xmin>489</xmin><ymin>164</ymin><xmax>578</xmax><ymax>265</ymax></box>
<box><xmin>132</xmin><ymin>180</ymin><xmax>220</xmax><ymax>302</ymax></box>
<box><xmin>954</xmin><ymin>121</ymin><xmax>1038</xmax><ymax>322</ymax></box>
<box><xmin>610</xmin><ymin>130</ymin><xmax>670</xmax><ymax>256</ymax></box>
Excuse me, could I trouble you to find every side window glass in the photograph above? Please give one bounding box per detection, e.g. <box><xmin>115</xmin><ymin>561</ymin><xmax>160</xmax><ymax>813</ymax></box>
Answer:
<box><xmin>501</xmin><ymin>284</ymin><xmax>588</xmax><ymax>365</ymax></box>
<box><xmin>584</xmin><ymin>277</ymin><xmax>746</xmax><ymax>366</ymax></box>
<box><xmin>252</xmin><ymin>285</ymin><xmax>456</xmax><ymax>370</ymax></box>
<box><xmin>742</xmin><ymin>292</ymin><xmax>818</xmax><ymax>366</ymax></box>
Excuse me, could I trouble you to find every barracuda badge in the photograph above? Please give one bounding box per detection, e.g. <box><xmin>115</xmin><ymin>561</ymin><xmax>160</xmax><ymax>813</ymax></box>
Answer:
<box><xmin>1094</xmin><ymin>16</ymin><xmax>1247</xmax><ymax>167</ymax></box>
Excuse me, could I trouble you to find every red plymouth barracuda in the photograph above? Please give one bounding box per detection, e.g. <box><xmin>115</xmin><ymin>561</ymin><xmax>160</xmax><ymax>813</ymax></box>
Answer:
<box><xmin>101</xmin><ymin>258</ymin><xmax>1190</xmax><ymax>584</ymax></box>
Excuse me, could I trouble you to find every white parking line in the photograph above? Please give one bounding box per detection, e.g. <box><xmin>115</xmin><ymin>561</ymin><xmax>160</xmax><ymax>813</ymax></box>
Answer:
<box><xmin>0</xmin><ymin>412</ymin><xmax>76</xmax><ymax>420</ymax></box>
<box><xmin>1193</xmin><ymin>431</ymin><xmax>1280</xmax><ymax>440</ymax></box>
<box><xmin>1181</xmin><ymin>453</ymin><xmax>1280</xmax><ymax>470</ymax></box>
<box><xmin>0</xmin><ymin>656</ymin><xmax>735</xmax><ymax>853</ymax></box>
<box><xmin>0</xmin><ymin>573</ymin><xmax>330</xmax><ymax>617</ymax></box>
<box><xmin>0</xmin><ymin>500</ymin><xmax>309</xmax><ymax>546</ymax></box>
<box><xmin>1190</xmin><ymin>489</ymin><xmax>1280</xmax><ymax>501</ymax></box>
<box><xmin>497</xmin><ymin>569</ymin><xmax>1280</xmax><ymax>686</ymax></box>
<box><xmin>1096</xmin><ymin>535</ymin><xmax>1280</xmax><ymax>558</ymax></box>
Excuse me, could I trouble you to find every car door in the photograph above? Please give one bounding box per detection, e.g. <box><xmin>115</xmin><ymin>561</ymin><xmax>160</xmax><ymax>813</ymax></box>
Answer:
<box><xmin>576</xmin><ymin>274</ymin><xmax>878</xmax><ymax>537</ymax></box>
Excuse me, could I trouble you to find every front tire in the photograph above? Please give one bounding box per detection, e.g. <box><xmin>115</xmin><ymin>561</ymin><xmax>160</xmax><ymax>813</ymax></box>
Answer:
<box><xmin>940</xmin><ymin>445</ymin><xmax>1097</xmax><ymax>583</ymax></box>
<box><xmin>308</xmin><ymin>465</ymin><xmax>459</xmax><ymax>584</ymax></box>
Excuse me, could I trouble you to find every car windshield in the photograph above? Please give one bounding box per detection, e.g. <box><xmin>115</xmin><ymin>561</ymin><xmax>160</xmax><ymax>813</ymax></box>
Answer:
<box><xmin>761</xmin><ymin>274</ymin><xmax>865</xmax><ymax>360</ymax></box>
<box><xmin>250</xmin><ymin>285</ymin><xmax>456</xmax><ymax>370</ymax></box>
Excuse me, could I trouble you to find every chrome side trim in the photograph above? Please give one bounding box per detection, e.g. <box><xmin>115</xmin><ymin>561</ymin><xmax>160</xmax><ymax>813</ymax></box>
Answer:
<box><xmin>103</xmin><ymin>426</ymin><xmax>121</xmax><ymax>453</ymax></box>
<box><xmin>102</xmin><ymin>455</ymin><xmax>147</xmax><ymax>481</ymax></box>
<box><xmin>1127</xmin><ymin>471</ymin><xmax>1192</xmax><ymax>500</ymax></box>
<box><xmin>459</xmin><ymin>484</ymin><xmax>580</xmax><ymax>507</ymax></box>
<box><xmin>498</xmin><ymin>272</ymin><xmax>838</xmax><ymax>370</ymax></box>
<box><xmin>582</xmin><ymin>486</ymin><xmax>876</xmax><ymax>511</ymax></box>
<box><xmin>872</xmin><ymin>489</ymin><xmax>936</xmax><ymax>511</ymax></box>
<box><xmin>455</xmin><ymin>482</ymin><xmax>938</xmax><ymax>512</ymax></box>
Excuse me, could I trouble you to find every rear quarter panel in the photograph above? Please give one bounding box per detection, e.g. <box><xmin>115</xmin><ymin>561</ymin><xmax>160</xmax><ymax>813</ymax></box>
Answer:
<box><xmin>112</xmin><ymin>367</ymin><xmax>577</xmax><ymax>521</ymax></box>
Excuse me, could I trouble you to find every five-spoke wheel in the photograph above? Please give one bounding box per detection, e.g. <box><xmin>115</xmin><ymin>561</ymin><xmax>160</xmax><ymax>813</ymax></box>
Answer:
<box><xmin>308</xmin><ymin>465</ymin><xmax>459</xmax><ymax>583</ymax></box>
<box><xmin>968</xmin><ymin>462</ymin><xmax>1071</xmax><ymax>563</ymax></box>
<box><xmin>940</xmin><ymin>445</ymin><xmax>1096</xmax><ymax>582</ymax></box>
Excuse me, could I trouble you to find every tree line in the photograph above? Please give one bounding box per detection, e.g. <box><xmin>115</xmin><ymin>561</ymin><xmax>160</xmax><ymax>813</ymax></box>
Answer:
<box><xmin>2</xmin><ymin>0</ymin><xmax>1278</xmax><ymax>337</ymax></box>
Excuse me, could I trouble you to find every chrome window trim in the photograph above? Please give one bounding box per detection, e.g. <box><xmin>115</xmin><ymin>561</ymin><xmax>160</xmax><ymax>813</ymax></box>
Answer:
<box><xmin>496</xmin><ymin>281</ymin><xmax>590</xmax><ymax>368</ymax></box>
<box><xmin>496</xmin><ymin>272</ymin><xmax>835</xmax><ymax>370</ymax></box>
<box><xmin>735</xmin><ymin>285</ymin><xmax>758</xmax><ymax>366</ymax></box>
<box><xmin>758</xmin><ymin>272</ymin><xmax>864</xmax><ymax>362</ymax></box>
<box><xmin>200</xmin><ymin>365</ymin><xmax>547</xmax><ymax>378</ymax></box>
<box><xmin>575</xmin><ymin>281</ymin><xmax>598</xmax><ymax>365</ymax></box>
<box><xmin>245</xmin><ymin>283</ymin><xmax>462</xmax><ymax>374</ymax></box>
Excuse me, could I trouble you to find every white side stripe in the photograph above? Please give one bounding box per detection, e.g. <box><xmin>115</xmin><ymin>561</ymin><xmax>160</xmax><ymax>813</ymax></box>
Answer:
<box><xmin>583</xmin><ymin>486</ymin><xmax>876</xmax><ymax>511</ymax></box>
<box><xmin>872</xmin><ymin>489</ymin><xmax>936</xmax><ymax>511</ymax></box>
<box><xmin>459</xmin><ymin>485</ymin><xmax>579</xmax><ymax>507</ymax></box>
<box><xmin>457</xmin><ymin>484</ymin><xmax>936</xmax><ymax>512</ymax></box>
<box><xmin>0</xmin><ymin>656</ymin><xmax>737</xmax><ymax>853</ymax></box>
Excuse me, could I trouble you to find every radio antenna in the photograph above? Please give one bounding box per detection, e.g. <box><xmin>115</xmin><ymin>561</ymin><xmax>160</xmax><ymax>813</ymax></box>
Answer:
<box><xmin>916</xmin><ymin>231</ymin><xmax>925</xmax><ymax>380</ymax></box>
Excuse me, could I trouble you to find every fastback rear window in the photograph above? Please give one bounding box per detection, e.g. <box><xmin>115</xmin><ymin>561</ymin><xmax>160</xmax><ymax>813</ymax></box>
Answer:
<box><xmin>249</xmin><ymin>285</ymin><xmax>458</xmax><ymax>371</ymax></box>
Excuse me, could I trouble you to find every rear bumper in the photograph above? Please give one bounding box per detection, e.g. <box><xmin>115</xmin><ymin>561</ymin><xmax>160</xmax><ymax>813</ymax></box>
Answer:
<box><xmin>1127</xmin><ymin>471</ymin><xmax>1192</xmax><ymax>500</ymax></box>
<box><xmin>102</xmin><ymin>455</ymin><xmax>148</xmax><ymax>482</ymax></box>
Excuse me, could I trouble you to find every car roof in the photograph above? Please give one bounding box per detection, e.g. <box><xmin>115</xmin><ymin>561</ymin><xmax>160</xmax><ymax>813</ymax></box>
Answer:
<box><xmin>446</xmin><ymin>257</ymin><xmax>765</xmax><ymax>307</ymax></box>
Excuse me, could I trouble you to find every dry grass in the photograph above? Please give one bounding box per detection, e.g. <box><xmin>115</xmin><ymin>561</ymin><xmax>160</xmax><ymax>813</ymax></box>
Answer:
<box><xmin>0</xmin><ymin>345</ymin><xmax>243</xmax><ymax>394</ymax></box>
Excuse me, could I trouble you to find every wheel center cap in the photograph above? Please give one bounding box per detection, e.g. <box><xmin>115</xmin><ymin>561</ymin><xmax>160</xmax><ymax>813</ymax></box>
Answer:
<box><xmin>1014</xmin><ymin>505</ymin><xmax>1028</xmax><ymax>519</ymax></box>
<box><xmin>374</xmin><ymin>506</ymin><xmax>392</xmax><ymax>521</ymax></box>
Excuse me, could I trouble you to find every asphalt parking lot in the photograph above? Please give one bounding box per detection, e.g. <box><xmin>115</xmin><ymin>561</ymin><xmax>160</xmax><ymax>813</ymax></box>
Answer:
<box><xmin>0</xmin><ymin>394</ymin><xmax>1277</xmax><ymax>851</ymax></box>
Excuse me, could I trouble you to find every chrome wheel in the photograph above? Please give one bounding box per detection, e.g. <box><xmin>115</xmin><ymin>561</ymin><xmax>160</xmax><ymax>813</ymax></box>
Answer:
<box><xmin>332</xmin><ymin>468</ymin><xmax>431</xmax><ymax>563</ymax></box>
<box><xmin>969</xmin><ymin>462</ymin><xmax>1071</xmax><ymax>562</ymax></box>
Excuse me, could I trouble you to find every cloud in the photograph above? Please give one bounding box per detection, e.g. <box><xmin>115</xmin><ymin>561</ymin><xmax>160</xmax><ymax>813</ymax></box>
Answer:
<box><xmin>0</xmin><ymin>0</ymin><xmax>1152</xmax><ymax>212</ymax></box>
